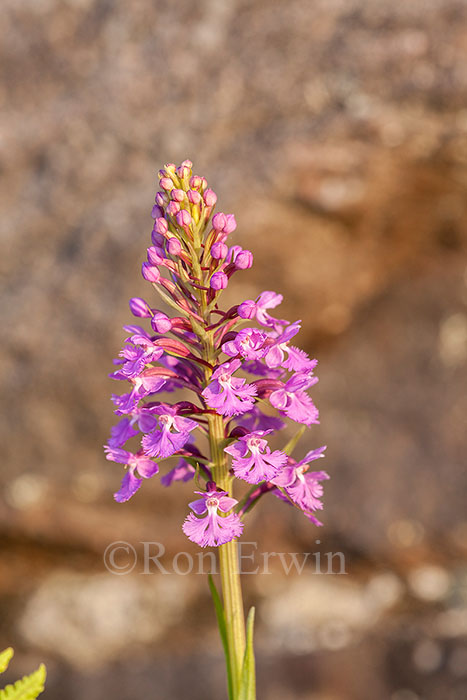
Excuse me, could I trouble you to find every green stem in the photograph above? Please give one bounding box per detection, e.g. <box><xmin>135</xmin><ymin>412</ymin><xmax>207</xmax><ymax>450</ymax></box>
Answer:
<box><xmin>201</xmin><ymin>325</ymin><xmax>245</xmax><ymax>697</ymax></box>
<box><xmin>206</xmin><ymin>401</ymin><xmax>246</xmax><ymax>697</ymax></box>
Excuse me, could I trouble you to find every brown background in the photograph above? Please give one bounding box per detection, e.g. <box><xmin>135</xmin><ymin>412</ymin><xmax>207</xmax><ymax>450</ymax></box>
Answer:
<box><xmin>1</xmin><ymin>1</ymin><xmax>467</xmax><ymax>698</ymax></box>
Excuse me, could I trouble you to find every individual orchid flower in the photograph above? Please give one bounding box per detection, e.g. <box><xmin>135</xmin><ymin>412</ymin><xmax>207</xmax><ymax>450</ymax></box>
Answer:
<box><xmin>202</xmin><ymin>360</ymin><xmax>257</xmax><ymax>416</ymax></box>
<box><xmin>264</xmin><ymin>321</ymin><xmax>318</xmax><ymax>373</ymax></box>
<box><xmin>269</xmin><ymin>372</ymin><xmax>319</xmax><ymax>425</ymax></box>
<box><xmin>225</xmin><ymin>430</ymin><xmax>287</xmax><ymax>484</ymax></box>
<box><xmin>272</xmin><ymin>447</ymin><xmax>328</xmax><ymax>512</ymax></box>
<box><xmin>142</xmin><ymin>404</ymin><xmax>198</xmax><ymax>458</ymax></box>
<box><xmin>104</xmin><ymin>446</ymin><xmax>159</xmax><ymax>502</ymax></box>
<box><xmin>182</xmin><ymin>484</ymin><xmax>243</xmax><ymax>547</ymax></box>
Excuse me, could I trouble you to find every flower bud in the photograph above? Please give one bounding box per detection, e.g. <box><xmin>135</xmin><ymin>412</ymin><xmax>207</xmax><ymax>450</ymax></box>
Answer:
<box><xmin>171</xmin><ymin>188</ymin><xmax>185</xmax><ymax>202</ymax></box>
<box><xmin>228</xmin><ymin>245</ymin><xmax>242</xmax><ymax>262</ymax></box>
<box><xmin>129</xmin><ymin>297</ymin><xmax>151</xmax><ymax>318</ymax></box>
<box><xmin>160</xmin><ymin>177</ymin><xmax>173</xmax><ymax>191</ymax></box>
<box><xmin>164</xmin><ymin>162</ymin><xmax>176</xmax><ymax>174</ymax></box>
<box><xmin>237</xmin><ymin>300</ymin><xmax>256</xmax><ymax>319</ymax></box>
<box><xmin>203</xmin><ymin>188</ymin><xmax>217</xmax><ymax>206</ymax></box>
<box><xmin>211</xmin><ymin>242</ymin><xmax>228</xmax><ymax>260</ymax></box>
<box><xmin>212</xmin><ymin>212</ymin><xmax>226</xmax><ymax>231</ymax></box>
<box><xmin>151</xmin><ymin>230</ymin><xmax>164</xmax><ymax>246</ymax></box>
<box><xmin>189</xmin><ymin>175</ymin><xmax>202</xmax><ymax>190</ymax></box>
<box><xmin>234</xmin><ymin>250</ymin><xmax>253</xmax><ymax>269</ymax></box>
<box><xmin>155</xmin><ymin>191</ymin><xmax>168</xmax><ymax>207</ymax></box>
<box><xmin>154</xmin><ymin>217</ymin><xmax>168</xmax><ymax>235</ymax></box>
<box><xmin>151</xmin><ymin>312</ymin><xmax>173</xmax><ymax>334</ymax></box>
<box><xmin>187</xmin><ymin>190</ymin><xmax>201</xmax><ymax>205</ymax></box>
<box><xmin>166</xmin><ymin>201</ymin><xmax>181</xmax><ymax>216</ymax></box>
<box><xmin>181</xmin><ymin>159</ymin><xmax>193</xmax><ymax>169</ymax></box>
<box><xmin>147</xmin><ymin>246</ymin><xmax>164</xmax><ymax>265</ymax></box>
<box><xmin>223</xmin><ymin>214</ymin><xmax>237</xmax><ymax>234</ymax></box>
<box><xmin>151</xmin><ymin>204</ymin><xmax>163</xmax><ymax>219</ymax></box>
<box><xmin>176</xmin><ymin>165</ymin><xmax>190</xmax><ymax>180</ymax></box>
<box><xmin>210</xmin><ymin>271</ymin><xmax>228</xmax><ymax>290</ymax></box>
<box><xmin>167</xmin><ymin>237</ymin><xmax>182</xmax><ymax>255</ymax></box>
<box><xmin>142</xmin><ymin>262</ymin><xmax>161</xmax><ymax>283</ymax></box>
<box><xmin>176</xmin><ymin>210</ymin><xmax>192</xmax><ymax>228</ymax></box>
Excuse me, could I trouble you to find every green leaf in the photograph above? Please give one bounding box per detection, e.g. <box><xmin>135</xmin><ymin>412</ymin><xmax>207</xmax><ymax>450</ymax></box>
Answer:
<box><xmin>208</xmin><ymin>575</ymin><xmax>233</xmax><ymax>700</ymax></box>
<box><xmin>238</xmin><ymin>606</ymin><xmax>256</xmax><ymax>700</ymax></box>
<box><xmin>0</xmin><ymin>664</ymin><xmax>46</xmax><ymax>700</ymax></box>
<box><xmin>0</xmin><ymin>650</ymin><xmax>13</xmax><ymax>674</ymax></box>
<box><xmin>282</xmin><ymin>425</ymin><xmax>307</xmax><ymax>456</ymax></box>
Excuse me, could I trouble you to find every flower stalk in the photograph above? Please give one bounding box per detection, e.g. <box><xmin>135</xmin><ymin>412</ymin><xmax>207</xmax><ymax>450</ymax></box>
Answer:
<box><xmin>104</xmin><ymin>160</ymin><xmax>330</xmax><ymax>699</ymax></box>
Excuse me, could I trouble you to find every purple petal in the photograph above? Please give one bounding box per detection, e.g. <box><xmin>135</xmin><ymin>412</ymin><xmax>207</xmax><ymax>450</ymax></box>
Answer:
<box><xmin>114</xmin><ymin>470</ymin><xmax>142</xmax><ymax>502</ymax></box>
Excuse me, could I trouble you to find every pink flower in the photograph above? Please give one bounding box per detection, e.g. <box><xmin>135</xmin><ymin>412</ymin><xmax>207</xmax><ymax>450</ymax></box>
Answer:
<box><xmin>202</xmin><ymin>360</ymin><xmax>257</xmax><ymax>416</ymax></box>
<box><xmin>182</xmin><ymin>484</ymin><xmax>243</xmax><ymax>547</ymax></box>
<box><xmin>104</xmin><ymin>447</ymin><xmax>159</xmax><ymax>502</ymax></box>
<box><xmin>269</xmin><ymin>373</ymin><xmax>319</xmax><ymax>425</ymax></box>
<box><xmin>142</xmin><ymin>404</ymin><xmax>198</xmax><ymax>458</ymax></box>
<box><xmin>272</xmin><ymin>447</ymin><xmax>328</xmax><ymax>512</ymax></box>
<box><xmin>225</xmin><ymin>430</ymin><xmax>287</xmax><ymax>484</ymax></box>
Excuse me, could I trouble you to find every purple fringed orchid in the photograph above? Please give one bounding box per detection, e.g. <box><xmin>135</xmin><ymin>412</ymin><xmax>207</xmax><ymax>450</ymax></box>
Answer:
<box><xmin>272</xmin><ymin>447</ymin><xmax>329</xmax><ymax>513</ymax></box>
<box><xmin>264</xmin><ymin>321</ymin><xmax>318</xmax><ymax>373</ymax></box>
<box><xmin>269</xmin><ymin>372</ymin><xmax>320</xmax><ymax>425</ymax></box>
<box><xmin>142</xmin><ymin>404</ymin><xmax>198</xmax><ymax>458</ymax></box>
<box><xmin>182</xmin><ymin>484</ymin><xmax>244</xmax><ymax>547</ymax></box>
<box><xmin>202</xmin><ymin>360</ymin><xmax>257</xmax><ymax>416</ymax></box>
<box><xmin>225</xmin><ymin>430</ymin><xmax>287</xmax><ymax>484</ymax></box>
<box><xmin>104</xmin><ymin>446</ymin><xmax>159</xmax><ymax>502</ymax></box>
<box><xmin>105</xmin><ymin>160</ymin><xmax>331</xmax><ymax>700</ymax></box>
<box><xmin>105</xmin><ymin>158</ymin><xmax>328</xmax><ymax>542</ymax></box>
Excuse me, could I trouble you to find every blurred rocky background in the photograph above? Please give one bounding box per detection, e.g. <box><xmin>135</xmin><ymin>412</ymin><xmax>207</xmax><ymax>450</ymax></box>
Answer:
<box><xmin>1</xmin><ymin>0</ymin><xmax>467</xmax><ymax>698</ymax></box>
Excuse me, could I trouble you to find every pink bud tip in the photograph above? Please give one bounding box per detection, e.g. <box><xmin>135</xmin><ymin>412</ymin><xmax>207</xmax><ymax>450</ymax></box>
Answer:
<box><xmin>166</xmin><ymin>201</ymin><xmax>181</xmax><ymax>216</ymax></box>
<box><xmin>203</xmin><ymin>189</ymin><xmax>217</xmax><ymax>206</ymax></box>
<box><xmin>189</xmin><ymin>176</ymin><xmax>202</xmax><ymax>190</ymax></box>
<box><xmin>129</xmin><ymin>297</ymin><xmax>151</xmax><ymax>318</ymax></box>
<box><xmin>160</xmin><ymin>178</ymin><xmax>174</xmax><ymax>191</ymax></box>
<box><xmin>142</xmin><ymin>262</ymin><xmax>161</xmax><ymax>283</ymax></box>
<box><xmin>151</xmin><ymin>312</ymin><xmax>173</xmax><ymax>334</ymax></box>
<box><xmin>147</xmin><ymin>246</ymin><xmax>164</xmax><ymax>265</ymax></box>
<box><xmin>187</xmin><ymin>190</ymin><xmax>201</xmax><ymax>205</ymax></box>
<box><xmin>176</xmin><ymin>210</ymin><xmax>192</xmax><ymax>227</ymax></box>
<box><xmin>171</xmin><ymin>189</ymin><xmax>185</xmax><ymax>202</ymax></box>
<box><xmin>223</xmin><ymin>214</ymin><xmax>237</xmax><ymax>234</ymax></box>
<box><xmin>154</xmin><ymin>217</ymin><xmax>168</xmax><ymax>235</ymax></box>
<box><xmin>155</xmin><ymin>192</ymin><xmax>168</xmax><ymax>207</ymax></box>
<box><xmin>167</xmin><ymin>238</ymin><xmax>182</xmax><ymax>255</ymax></box>
<box><xmin>181</xmin><ymin>159</ymin><xmax>193</xmax><ymax>169</ymax></box>
<box><xmin>212</xmin><ymin>212</ymin><xmax>226</xmax><ymax>231</ymax></box>
<box><xmin>234</xmin><ymin>250</ymin><xmax>253</xmax><ymax>269</ymax></box>
<box><xmin>176</xmin><ymin>166</ymin><xmax>189</xmax><ymax>179</ymax></box>
<box><xmin>211</xmin><ymin>242</ymin><xmax>228</xmax><ymax>260</ymax></box>
<box><xmin>210</xmin><ymin>271</ymin><xmax>228</xmax><ymax>290</ymax></box>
